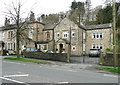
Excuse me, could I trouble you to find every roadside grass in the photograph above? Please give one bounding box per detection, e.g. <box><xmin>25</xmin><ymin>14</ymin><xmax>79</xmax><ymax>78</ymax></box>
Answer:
<box><xmin>4</xmin><ymin>57</ymin><xmax>51</xmax><ymax>64</ymax></box>
<box><xmin>96</xmin><ymin>67</ymin><xmax>120</xmax><ymax>73</ymax></box>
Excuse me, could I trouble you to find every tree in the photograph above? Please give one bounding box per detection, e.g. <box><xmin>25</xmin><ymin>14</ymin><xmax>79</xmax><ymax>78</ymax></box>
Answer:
<box><xmin>84</xmin><ymin>0</ymin><xmax>92</xmax><ymax>25</ymax></box>
<box><xmin>4</xmin><ymin>1</ymin><xmax>32</xmax><ymax>58</ymax></box>
<box><xmin>71</xmin><ymin>0</ymin><xmax>78</xmax><ymax>10</ymax></box>
<box><xmin>69</xmin><ymin>1</ymin><xmax>85</xmax><ymax>24</ymax></box>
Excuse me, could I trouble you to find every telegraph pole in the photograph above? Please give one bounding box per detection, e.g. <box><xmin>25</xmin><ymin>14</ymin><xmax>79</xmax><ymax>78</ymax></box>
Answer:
<box><xmin>112</xmin><ymin>0</ymin><xmax>117</xmax><ymax>67</ymax></box>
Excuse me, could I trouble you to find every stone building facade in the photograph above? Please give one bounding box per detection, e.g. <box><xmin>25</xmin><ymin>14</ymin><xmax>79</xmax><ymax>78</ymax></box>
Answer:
<box><xmin>85</xmin><ymin>24</ymin><xmax>113</xmax><ymax>54</ymax></box>
<box><xmin>54</xmin><ymin>18</ymin><xmax>84</xmax><ymax>55</ymax></box>
<box><xmin>0</xmin><ymin>16</ymin><xmax>113</xmax><ymax>55</ymax></box>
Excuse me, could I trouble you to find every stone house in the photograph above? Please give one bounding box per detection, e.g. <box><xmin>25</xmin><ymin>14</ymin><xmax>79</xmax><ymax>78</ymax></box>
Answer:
<box><xmin>35</xmin><ymin>24</ymin><xmax>55</xmax><ymax>52</ymax></box>
<box><xmin>54</xmin><ymin>18</ymin><xmax>85</xmax><ymax>55</ymax></box>
<box><xmin>0</xmin><ymin>19</ymin><xmax>45</xmax><ymax>53</ymax></box>
<box><xmin>85</xmin><ymin>23</ymin><xmax>113</xmax><ymax>54</ymax></box>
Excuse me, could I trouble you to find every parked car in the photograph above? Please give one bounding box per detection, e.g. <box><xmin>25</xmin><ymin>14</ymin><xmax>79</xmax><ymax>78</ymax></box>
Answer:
<box><xmin>23</xmin><ymin>47</ymin><xmax>43</xmax><ymax>52</ymax></box>
<box><xmin>8</xmin><ymin>50</ymin><xmax>16</xmax><ymax>55</ymax></box>
<box><xmin>89</xmin><ymin>49</ymin><xmax>101</xmax><ymax>57</ymax></box>
<box><xmin>3</xmin><ymin>50</ymin><xmax>9</xmax><ymax>55</ymax></box>
<box><xmin>46</xmin><ymin>50</ymin><xmax>54</xmax><ymax>53</ymax></box>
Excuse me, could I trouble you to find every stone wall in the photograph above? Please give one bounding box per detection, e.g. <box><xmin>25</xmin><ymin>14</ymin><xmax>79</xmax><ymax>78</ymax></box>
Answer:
<box><xmin>23</xmin><ymin>52</ymin><xmax>69</xmax><ymax>62</ymax></box>
<box><xmin>102</xmin><ymin>53</ymin><xmax>120</xmax><ymax>66</ymax></box>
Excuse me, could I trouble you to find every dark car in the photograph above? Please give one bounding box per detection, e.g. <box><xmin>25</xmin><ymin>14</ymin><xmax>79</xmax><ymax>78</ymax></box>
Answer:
<box><xmin>3</xmin><ymin>50</ymin><xmax>9</xmax><ymax>55</ymax></box>
<box><xmin>89</xmin><ymin>49</ymin><xmax>101</xmax><ymax>57</ymax></box>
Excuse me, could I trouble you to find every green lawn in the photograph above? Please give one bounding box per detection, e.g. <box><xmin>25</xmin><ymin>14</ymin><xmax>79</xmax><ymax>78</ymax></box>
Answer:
<box><xmin>97</xmin><ymin>67</ymin><xmax>120</xmax><ymax>73</ymax></box>
<box><xmin>4</xmin><ymin>57</ymin><xmax>51</xmax><ymax>64</ymax></box>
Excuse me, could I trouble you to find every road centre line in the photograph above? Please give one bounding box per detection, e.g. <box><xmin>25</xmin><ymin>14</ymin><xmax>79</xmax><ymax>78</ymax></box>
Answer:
<box><xmin>3</xmin><ymin>74</ymin><xmax>29</xmax><ymax>77</ymax></box>
<box><xmin>0</xmin><ymin>76</ymin><xmax>25</xmax><ymax>84</ymax></box>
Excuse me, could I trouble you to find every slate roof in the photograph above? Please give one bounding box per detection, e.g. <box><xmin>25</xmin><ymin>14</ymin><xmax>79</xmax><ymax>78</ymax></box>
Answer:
<box><xmin>44</xmin><ymin>24</ymin><xmax>56</xmax><ymax>30</ymax></box>
<box><xmin>85</xmin><ymin>23</ymin><xmax>112</xmax><ymax>30</ymax></box>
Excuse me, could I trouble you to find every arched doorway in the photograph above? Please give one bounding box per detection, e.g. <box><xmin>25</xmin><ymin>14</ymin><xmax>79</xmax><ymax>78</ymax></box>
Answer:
<box><xmin>59</xmin><ymin>44</ymin><xmax>63</xmax><ymax>53</ymax></box>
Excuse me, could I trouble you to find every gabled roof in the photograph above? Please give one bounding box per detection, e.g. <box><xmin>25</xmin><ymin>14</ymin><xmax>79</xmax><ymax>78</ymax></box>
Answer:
<box><xmin>85</xmin><ymin>23</ymin><xmax>112</xmax><ymax>30</ymax></box>
<box><xmin>55</xmin><ymin>38</ymin><xmax>70</xmax><ymax>44</ymax></box>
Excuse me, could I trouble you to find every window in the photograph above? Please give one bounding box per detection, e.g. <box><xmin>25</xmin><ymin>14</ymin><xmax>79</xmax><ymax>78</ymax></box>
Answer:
<box><xmin>47</xmin><ymin>32</ymin><xmax>50</xmax><ymax>39</ymax></box>
<box><xmin>29</xmin><ymin>28</ymin><xmax>33</xmax><ymax>39</ymax></box>
<box><xmin>72</xmin><ymin>31</ymin><xmax>75</xmax><ymax>37</ymax></box>
<box><xmin>83</xmin><ymin>32</ymin><xmax>86</xmax><ymax>39</ymax></box>
<box><xmin>92</xmin><ymin>33</ymin><xmax>103</xmax><ymax>39</ymax></box>
<box><xmin>57</xmin><ymin>32</ymin><xmax>60</xmax><ymax>38</ymax></box>
<box><xmin>92</xmin><ymin>44</ymin><xmax>103</xmax><ymax>49</ymax></box>
<box><xmin>7</xmin><ymin>43</ymin><xmax>13</xmax><ymax>50</ymax></box>
<box><xmin>92</xmin><ymin>33</ymin><xmax>96</xmax><ymax>39</ymax></box>
<box><xmin>63</xmin><ymin>31</ymin><xmax>68</xmax><ymax>38</ymax></box>
<box><xmin>96</xmin><ymin>33</ymin><xmax>99</xmax><ymax>39</ymax></box>
<box><xmin>2</xmin><ymin>32</ymin><xmax>5</xmax><ymax>38</ymax></box>
<box><xmin>44</xmin><ymin>45</ymin><xmax>47</xmax><ymax>50</ymax></box>
<box><xmin>72</xmin><ymin>46</ymin><xmax>76</xmax><ymax>51</ymax></box>
<box><xmin>100</xmin><ymin>44</ymin><xmax>103</xmax><ymax>49</ymax></box>
<box><xmin>8</xmin><ymin>31</ymin><xmax>14</xmax><ymax>39</ymax></box>
<box><xmin>92</xmin><ymin>44</ymin><xmax>95</xmax><ymax>49</ymax></box>
<box><xmin>100</xmin><ymin>33</ymin><xmax>103</xmax><ymax>39</ymax></box>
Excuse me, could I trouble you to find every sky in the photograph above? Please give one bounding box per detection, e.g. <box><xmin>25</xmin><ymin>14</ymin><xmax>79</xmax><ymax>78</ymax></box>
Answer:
<box><xmin>0</xmin><ymin>0</ymin><xmax>116</xmax><ymax>26</ymax></box>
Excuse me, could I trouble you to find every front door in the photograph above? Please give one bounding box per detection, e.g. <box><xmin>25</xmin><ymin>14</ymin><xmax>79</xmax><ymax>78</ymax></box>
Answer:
<box><xmin>59</xmin><ymin>44</ymin><xmax>63</xmax><ymax>53</ymax></box>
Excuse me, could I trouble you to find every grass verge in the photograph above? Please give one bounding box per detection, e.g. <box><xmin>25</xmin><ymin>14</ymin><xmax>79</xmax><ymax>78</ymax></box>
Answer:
<box><xmin>96</xmin><ymin>67</ymin><xmax>120</xmax><ymax>73</ymax></box>
<box><xmin>4</xmin><ymin>57</ymin><xmax>51</xmax><ymax>64</ymax></box>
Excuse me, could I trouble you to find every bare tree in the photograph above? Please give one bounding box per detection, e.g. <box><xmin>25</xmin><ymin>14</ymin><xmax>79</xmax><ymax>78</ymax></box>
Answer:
<box><xmin>4</xmin><ymin>1</ymin><xmax>33</xmax><ymax>58</ymax></box>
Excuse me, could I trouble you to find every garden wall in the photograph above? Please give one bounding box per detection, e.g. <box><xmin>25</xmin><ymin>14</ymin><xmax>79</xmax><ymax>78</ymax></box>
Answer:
<box><xmin>23</xmin><ymin>52</ymin><xmax>69</xmax><ymax>62</ymax></box>
<box><xmin>102</xmin><ymin>53</ymin><xmax>120</xmax><ymax>66</ymax></box>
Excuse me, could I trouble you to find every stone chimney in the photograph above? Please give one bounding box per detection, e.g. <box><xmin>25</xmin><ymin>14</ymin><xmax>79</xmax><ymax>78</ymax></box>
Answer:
<box><xmin>4</xmin><ymin>18</ymin><xmax>10</xmax><ymax>26</ymax></box>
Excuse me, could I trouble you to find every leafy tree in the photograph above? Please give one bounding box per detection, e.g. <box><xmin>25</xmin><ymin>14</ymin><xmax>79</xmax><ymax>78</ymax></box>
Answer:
<box><xmin>71</xmin><ymin>0</ymin><xmax>78</xmax><ymax>10</ymax></box>
<box><xmin>69</xmin><ymin>1</ymin><xmax>85</xmax><ymax>24</ymax></box>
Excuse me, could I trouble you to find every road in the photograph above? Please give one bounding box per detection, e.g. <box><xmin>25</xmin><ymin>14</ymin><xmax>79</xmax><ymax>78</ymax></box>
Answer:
<box><xmin>1</xmin><ymin>58</ymin><xmax>119</xmax><ymax>85</ymax></box>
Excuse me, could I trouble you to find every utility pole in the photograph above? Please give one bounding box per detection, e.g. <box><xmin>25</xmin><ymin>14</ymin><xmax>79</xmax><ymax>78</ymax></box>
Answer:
<box><xmin>112</xmin><ymin>0</ymin><xmax>117</xmax><ymax>67</ymax></box>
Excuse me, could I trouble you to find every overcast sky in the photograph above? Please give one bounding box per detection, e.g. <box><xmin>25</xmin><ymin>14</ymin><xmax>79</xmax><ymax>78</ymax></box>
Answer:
<box><xmin>0</xmin><ymin>0</ymin><xmax>117</xmax><ymax>26</ymax></box>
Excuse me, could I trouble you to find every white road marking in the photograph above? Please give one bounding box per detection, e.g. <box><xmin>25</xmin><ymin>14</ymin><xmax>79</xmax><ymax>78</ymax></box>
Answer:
<box><xmin>58</xmin><ymin>81</ymin><xmax>69</xmax><ymax>84</ymax></box>
<box><xmin>104</xmin><ymin>74</ymin><xmax>118</xmax><ymax>78</ymax></box>
<box><xmin>3</xmin><ymin>74</ymin><xmax>29</xmax><ymax>77</ymax></box>
<box><xmin>0</xmin><ymin>76</ymin><xmax>25</xmax><ymax>84</ymax></box>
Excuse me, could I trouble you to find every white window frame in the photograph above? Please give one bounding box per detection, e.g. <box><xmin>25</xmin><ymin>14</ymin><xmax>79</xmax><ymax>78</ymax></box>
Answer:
<box><xmin>72</xmin><ymin>46</ymin><xmax>76</xmax><ymax>51</ymax></box>
<box><xmin>92</xmin><ymin>44</ymin><xmax>103</xmax><ymax>49</ymax></box>
<box><xmin>63</xmin><ymin>31</ymin><xmax>68</xmax><ymax>38</ymax></box>
<box><xmin>71</xmin><ymin>31</ymin><xmax>75</xmax><ymax>37</ymax></box>
<box><xmin>99</xmin><ymin>33</ymin><xmax>103</xmax><ymax>39</ymax></box>
<box><xmin>92</xmin><ymin>33</ymin><xmax>96</xmax><ymax>39</ymax></box>
<box><xmin>56</xmin><ymin>32</ymin><xmax>60</xmax><ymax>38</ymax></box>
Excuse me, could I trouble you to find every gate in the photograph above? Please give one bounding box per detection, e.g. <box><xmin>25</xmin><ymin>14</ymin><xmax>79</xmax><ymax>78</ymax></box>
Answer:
<box><xmin>70</xmin><ymin>56</ymin><xmax>100</xmax><ymax>64</ymax></box>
